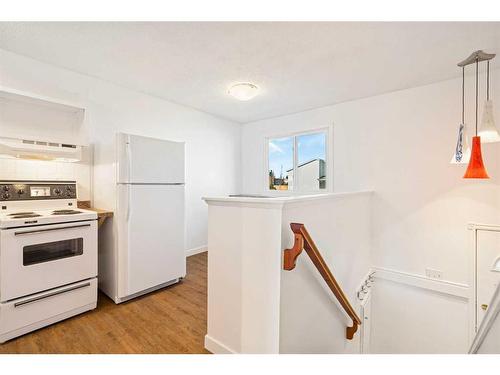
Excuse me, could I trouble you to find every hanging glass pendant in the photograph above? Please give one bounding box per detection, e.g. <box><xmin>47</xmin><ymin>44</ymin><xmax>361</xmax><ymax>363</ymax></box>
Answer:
<box><xmin>479</xmin><ymin>62</ymin><xmax>499</xmax><ymax>143</ymax></box>
<box><xmin>464</xmin><ymin>57</ymin><xmax>490</xmax><ymax>179</ymax></box>
<box><xmin>451</xmin><ymin>65</ymin><xmax>470</xmax><ymax>164</ymax></box>
<box><xmin>478</xmin><ymin>100</ymin><xmax>500</xmax><ymax>143</ymax></box>
<box><xmin>450</xmin><ymin>122</ymin><xmax>471</xmax><ymax>164</ymax></box>
<box><xmin>464</xmin><ymin>136</ymin><xmax>489</xmax><ymax>178</ymax></box>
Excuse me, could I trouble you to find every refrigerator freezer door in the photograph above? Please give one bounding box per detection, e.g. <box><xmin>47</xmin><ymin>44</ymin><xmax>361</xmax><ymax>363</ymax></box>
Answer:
<box><xmin>117</xmin><ymin>184</ymin><xmax>186</xmax><ymax>298</ymax></box>
<box><xmin>117</xmin><ymin>133</ymin><xmax>185</xmax><ymax>184</ymax></box>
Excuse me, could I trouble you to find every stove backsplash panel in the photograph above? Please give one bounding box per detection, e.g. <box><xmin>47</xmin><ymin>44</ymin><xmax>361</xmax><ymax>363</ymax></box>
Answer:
<box><xmin>0</xmin><ymin>149</ymin><xmax>92</xmax><ymax>201</ymax></box>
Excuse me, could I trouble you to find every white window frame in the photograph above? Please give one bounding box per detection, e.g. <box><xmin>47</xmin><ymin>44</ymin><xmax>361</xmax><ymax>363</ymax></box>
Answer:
<box><xmin>264</xmin><ymin>125</ymin><xmax>332</xmax><ymax>195</ymax></box>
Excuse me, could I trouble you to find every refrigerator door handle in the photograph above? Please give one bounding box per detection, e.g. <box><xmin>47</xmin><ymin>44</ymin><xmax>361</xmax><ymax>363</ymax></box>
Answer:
<box><xmin>125</xmin><ymin>135</ymin><xmax>132</xmax><ymax>221</ymax></box>
<box><xmin>126</xmin><ymin>134</ymin><xmax>132</xmax><ymax>184</ymax></box>
<box><xmin>125</xmin><ymin>183</ymin><xmax>131</xmax><ymax>222</ymax></box>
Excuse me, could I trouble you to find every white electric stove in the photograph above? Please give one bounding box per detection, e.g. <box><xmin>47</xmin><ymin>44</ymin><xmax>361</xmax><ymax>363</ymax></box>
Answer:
<box><xmin>0</xmin><ymin>180</ymin><xmax>98</xmax><ymax>343</ymax></box>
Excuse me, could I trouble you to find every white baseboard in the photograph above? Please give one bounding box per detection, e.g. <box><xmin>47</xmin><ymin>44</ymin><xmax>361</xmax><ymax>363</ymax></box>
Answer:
<box><xmin>186</xmin><ymin>245</ymin><xmax>207</xmax><ymax>257</ymax></box>
<box><xmin>204</xmin><ymin>335</ymin><xmax>236</xmax><ymax>354</ymax></box>
<box><xmin>373</xmin><ymin>267</ymin><xmax>470</xmax><ymax>299</ymax></box>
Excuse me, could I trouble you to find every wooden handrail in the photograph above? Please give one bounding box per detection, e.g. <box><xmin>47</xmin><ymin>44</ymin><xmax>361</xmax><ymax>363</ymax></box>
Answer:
<box><xmin>283</xmin><ymin>223</ymin><xmax>362</xmax><ymax>340</ymax></box>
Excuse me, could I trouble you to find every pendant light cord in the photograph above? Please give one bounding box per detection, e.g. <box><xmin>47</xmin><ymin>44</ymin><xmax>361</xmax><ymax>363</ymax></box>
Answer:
<box><xmin>487</xmin><ymin>60</ymin><xmax>490</xmax><ymax>101</ymax></box>
<box><xmin>462</xmin><ymin>66</ymin><xmax>465</xmax><ymax>124</ymax></box>
<box><xmin>476</xmin><ymin>59</ymin><xmax>479</xmax><ymax>135</ymax></box>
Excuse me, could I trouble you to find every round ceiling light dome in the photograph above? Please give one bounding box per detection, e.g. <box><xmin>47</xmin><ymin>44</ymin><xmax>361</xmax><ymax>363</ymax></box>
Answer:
<box><xmin>228</xmin><ymin>82</ymin><xmax>260</xmax><ymax>101</ymax></box>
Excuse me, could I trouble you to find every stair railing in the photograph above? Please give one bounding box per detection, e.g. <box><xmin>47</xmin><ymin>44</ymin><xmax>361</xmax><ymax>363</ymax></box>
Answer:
<box><xmin>283</xmin><ymin>222</ymin><xmax>362</xmax><ymax>340</ymax></box>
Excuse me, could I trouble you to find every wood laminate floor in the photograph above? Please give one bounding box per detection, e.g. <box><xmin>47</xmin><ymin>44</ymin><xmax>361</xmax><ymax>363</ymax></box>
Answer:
<box><xmin>0</xmin><ymin>252</ymin><xmax>209</xmax><ymax>354</ymax></box>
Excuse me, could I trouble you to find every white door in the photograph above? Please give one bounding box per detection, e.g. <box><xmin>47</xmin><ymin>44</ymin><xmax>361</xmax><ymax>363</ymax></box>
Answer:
<box><xmin>476</xmin><ymin>230</ymin><xmax>500</xmax><ymax>328</ymax></box>
<box><xmin>117</xmin><ymin>184</ymin><xmax>185</xmax><ymax>298</ymax></box>
<box><xmin>117</xmin><ymin>133</ymin><xmax>185</xmax><ymax>184</ymax></box>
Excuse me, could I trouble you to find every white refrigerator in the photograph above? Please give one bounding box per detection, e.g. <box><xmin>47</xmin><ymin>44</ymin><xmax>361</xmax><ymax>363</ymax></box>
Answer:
<box><xmin>101</xmin><ymin>133</ymin><xmax>186</xmax><ymax>303</ymax></box>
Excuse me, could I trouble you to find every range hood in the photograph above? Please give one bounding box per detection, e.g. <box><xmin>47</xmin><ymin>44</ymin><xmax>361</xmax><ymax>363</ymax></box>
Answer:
<box><xmin>0</xmin><ymin>137</ymin><xmax>82</xmax><ymax>162</ymax></box>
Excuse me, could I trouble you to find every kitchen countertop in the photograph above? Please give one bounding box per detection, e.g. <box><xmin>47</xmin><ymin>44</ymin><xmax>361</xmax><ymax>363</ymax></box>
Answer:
<box><xmin>77</xmin><ymin>201</ymin><xmax>113</xmax><ymax>227</ymax></box>
<box><xmin>203</xmin><ymin>191</ymin><xmax>373</xmax><ymax>206</ymax></box>
<box><xmin>87</xmin><ymin>208</ymin><xmax>113</xmax><ymax>227</ymax></box>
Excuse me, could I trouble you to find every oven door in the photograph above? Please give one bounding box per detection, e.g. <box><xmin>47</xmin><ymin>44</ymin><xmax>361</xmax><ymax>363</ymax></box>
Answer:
<box><xmin>0</xmin><ymin>220</ymin><xmax>97</xmax><ymax>302</ymax></box>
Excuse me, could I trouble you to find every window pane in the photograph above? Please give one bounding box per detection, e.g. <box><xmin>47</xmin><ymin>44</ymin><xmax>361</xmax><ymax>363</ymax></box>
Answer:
<box><xmin>268</xmin><ymin>137</ymin><xmax>294</xmax><ymax>190</ymax></box>
<box><xmin>296</xmin><ymin>132</ymin><xmax>327</xmax><ymax>191</ymax></box>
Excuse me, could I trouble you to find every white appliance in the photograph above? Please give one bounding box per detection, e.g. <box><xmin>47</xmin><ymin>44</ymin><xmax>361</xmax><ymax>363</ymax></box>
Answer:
<box><xmin>0</xmin><ymin>180</ymin><xmax>98</xmax><ymax>343</ymax></box>
<box><xmin>99</xmin><ymin>133</ymin><xmax>186</xmax><ymax>303</ymax></box>
<box><xmin>0</xmin><ymin>136</ymin><xmax>82</xmax><ymax>162</ymax></box>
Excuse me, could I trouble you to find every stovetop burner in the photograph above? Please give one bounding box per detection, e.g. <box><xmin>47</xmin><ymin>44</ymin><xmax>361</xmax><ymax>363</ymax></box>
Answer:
<box><xmin>10</xmin><ymin>213</ymin><xmax>42</xmax><ymax>219</ymax></box>
<box><xmin>52</xmin><ymin>210</ymin><xmax>82</xmax><ymax>215</ymax></box>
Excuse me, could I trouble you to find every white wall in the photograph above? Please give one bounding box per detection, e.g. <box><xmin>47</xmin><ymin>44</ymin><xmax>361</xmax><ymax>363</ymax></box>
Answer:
<box><xmin>241</xmin><ymin>71</ymin><xmax>500</xmax><ymax>353</ymax></box>
<box><xmin>371</xmin><ymin>278</ymin><xmax>470</xmax><ymax>353</ymax></box>
<box><xmin>280</xmin><ymin>192</ymin><xmax>372</xmax><ymax>353</ymax></box>
<box><xmin>205</xmin><ymin>200</ymin><xmax>284</xmax><ymax>354</ymax></box>
<box><xmin>203</xmin><ymin>192</ymin><xmax>370</xmax><ymax>354</ymax></box>
<box><xmin>0</xmin><ymin>48</ymin><xmax>241</xmax><ymax>252</ymax></box>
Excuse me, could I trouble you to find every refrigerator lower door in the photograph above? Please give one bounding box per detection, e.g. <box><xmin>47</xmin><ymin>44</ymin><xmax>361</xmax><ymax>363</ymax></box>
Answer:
<box><xmin>117</xmin><ymin>184</ymin><xmax>186</xmax><ymax>298</ymax></box>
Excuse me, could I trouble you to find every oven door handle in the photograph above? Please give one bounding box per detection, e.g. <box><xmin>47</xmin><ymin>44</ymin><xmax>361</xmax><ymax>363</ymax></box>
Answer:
<box><xmin>14</xmin><ymin>282</ymin><xmax>91</xmax><ymax>308</ymax></box>
<box><xmin>14</xmin><ymin>223</ymin><xmax>91</xmax><ymax>236</ymax></box>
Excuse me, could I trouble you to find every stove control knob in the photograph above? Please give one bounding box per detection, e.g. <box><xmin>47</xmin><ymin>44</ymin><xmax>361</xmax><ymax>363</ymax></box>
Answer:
<box><xmin>17</xmin><ymin>189</ymin><xmax>25</xmax><ymax>195</ymax></box>
<box><xmin>2</xmin><ymin>192</ymin><xmax>10</xmax><ymax>200</ymax></box>
<box><xmin>54</xmin><ymin>188</ymin><xmax>62</xmax><ymax>195</ymax></box>
<box><xmin>2</xmin><ymin>185</ymin><xmax>9</xmax><ymax>192</ymax></box>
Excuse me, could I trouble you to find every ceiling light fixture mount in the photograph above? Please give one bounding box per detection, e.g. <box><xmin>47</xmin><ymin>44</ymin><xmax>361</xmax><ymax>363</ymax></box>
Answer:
<box><xmin>457</xmin><ymin>50</ymin><xmax>496</xmax><ymax>67</ymax></box>
<box><xmin>228</xmin><ymin>82</ymin><xmax>260</xmax><ymax>101</ymax></box>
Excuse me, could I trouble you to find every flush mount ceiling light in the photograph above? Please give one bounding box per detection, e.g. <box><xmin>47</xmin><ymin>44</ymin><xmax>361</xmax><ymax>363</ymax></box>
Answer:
<box><xmin>228</xmin><ymin>83</ymin><xmax>259</xmax><ymax>101</ymax></box>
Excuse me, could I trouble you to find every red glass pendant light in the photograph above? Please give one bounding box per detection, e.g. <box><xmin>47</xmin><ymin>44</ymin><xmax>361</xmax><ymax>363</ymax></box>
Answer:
<box><xmin>464</xmin><ymin>136</ymin><xmax>489</xmax><ymax>178</ymax></box>
<box><xmin>464</xmin><ymin>58</ymin><xmax>489</xmax><ymax>179</ymax></box>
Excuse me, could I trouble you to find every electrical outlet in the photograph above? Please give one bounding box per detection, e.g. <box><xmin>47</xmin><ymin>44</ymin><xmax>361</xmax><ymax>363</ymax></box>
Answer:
<box><xmin>425</xmin><ymin>268</ymin><xmax>443</xmax><ymax>280</ymax></box>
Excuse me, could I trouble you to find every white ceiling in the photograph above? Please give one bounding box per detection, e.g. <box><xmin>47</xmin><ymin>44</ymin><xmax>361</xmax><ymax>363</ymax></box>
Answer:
<box><xmin>1</xmin><ymin>22</ymin><xmax>500</xmax><ymax>123</ymax></box>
